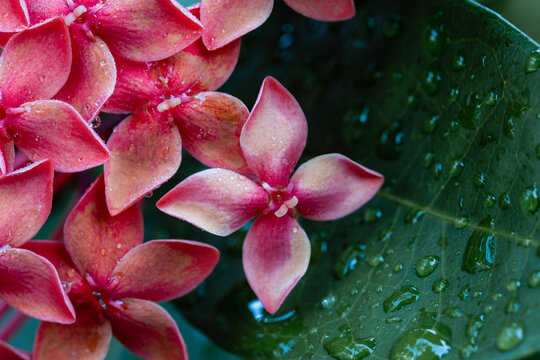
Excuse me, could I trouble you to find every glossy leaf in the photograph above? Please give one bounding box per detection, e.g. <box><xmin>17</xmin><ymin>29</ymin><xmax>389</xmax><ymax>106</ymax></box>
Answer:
<box><xmin>174</xmin><ymin>1</ymin><xmax>540</xmax><ymax>359</ymax></box>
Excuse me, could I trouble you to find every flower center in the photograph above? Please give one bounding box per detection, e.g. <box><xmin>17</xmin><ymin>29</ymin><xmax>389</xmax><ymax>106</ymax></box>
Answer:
<box><xmin>262</xmin><ymin>182</ymin><xmax>298</xmax><ymax>218</ymax></box>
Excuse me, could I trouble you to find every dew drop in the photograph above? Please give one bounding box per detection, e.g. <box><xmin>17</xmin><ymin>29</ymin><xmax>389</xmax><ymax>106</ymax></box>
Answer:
<box><xmin>519</xmin><ymin>185</ymin><xmax>539</xmax><ymax>213</ymax></box>
<box><xmin>453</xmin><ymin>53</ymin><xmax>466</xmax><ymax>70</ymax></box>
<box><xmin>506</xmin><ymin>279</ymin><xmax>520</xmax><ymax>292</ymax></box>
<box><xmin>321</xmin><ymin>292</ymin><xmax>337</xmax><ymax>309</ymax></box>
<box><xmin>505</xmin><ymin>296</ymin><xmax>520</xmax><ymax>314</ymax></box>
<box><xmin>496</xmin><ymin>322</ymin><xmax>525</xmax><ymax>352</ymax></box>
<box><xmin>499</xmin><ymin>192</ymin><xmax>511</xmax><ymax>209</ymax></box>
<box><xmin>404</xmin><ymin>208</ymin><xmax>424</xmax><ymax>225</ymax></box>
<box><xmin>473</xmin><ymin>172</ymin><xmax>486</xmax><ymax>187</ymax></box>
<box><xmin>383</xmin><ymin>285</ymin><xmax>419</xmax><ymax>313</ymax></box>
<box><xmin>449</xmin><ymin>158</ymin><xmax>464</xmax><ymax>177</ymax></box>
<box><xmin>145</xmin><ymin>191</ymin><xmax>153</xmax><ymax>198</ymax></box>
<box><xmin>90</xmin><ymin>116</ymin><xmax>101</xmax><ymax>129</ymax></box>
<box><xmin>432</xmin><ymin>278</ymin><xmax>449</xmax><ymax>293</ymax></box>
<box><xmin>462</xmin><ymin>216</ymin><xmax>495</xmax><ymax>274</ymax></box>
<box><xmin>333</xmin><ymin>244</ymin><xmax>365</xmax><ymax>279</ymax></box>
<box><xmin>528</xmin><ymin>270</ymin><xmax>540</xmax><ymax>288</ymax></box>
<box><xmin>390</xmin><ymin>323</ymin><xmax>451</xmax><ymax>360</ymax></box>
<box><xmin>363</xmin><ymin>207</ymin><xmax>382</xmax><ymax>223</ymax></box>
<box><xmin>423</xmin><ymin>115</ymin><xmax>440</xmax><ymax>133</ymax></box>
<box><xmin>524</xmin><ymin>49</ymin><xmax>540</xmax><ymax>74</ymax></box>
<box><xmin>323</xmin><ymin>325</ymin><xmax>375</xmax><ymax>360</ymax></box>
<box><xmin>416</xmin><ymin>255</ymin><xmax>439</xmax><ymax>277</ymax></box>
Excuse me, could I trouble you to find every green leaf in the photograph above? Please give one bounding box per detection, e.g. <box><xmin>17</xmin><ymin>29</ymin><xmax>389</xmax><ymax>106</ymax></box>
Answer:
<box><xmin>165</xmin><ymin>0</ymin><xmax>540</xmax><ymax>359</ymax></box>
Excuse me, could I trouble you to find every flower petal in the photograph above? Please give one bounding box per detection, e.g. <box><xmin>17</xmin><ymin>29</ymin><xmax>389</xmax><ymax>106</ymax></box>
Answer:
<box><xmin>91</xmin><ymin>0</ymin><xmax>203</xmax><ymax>62</ymax></box>
<box><xmin>33</xmin><ymin>306</ymin><xmax>111</xmax><ymax>360</ymax></box>
<box><xmin>283</xmin><ymin>0</ymin><xmax>355</xmax><ymax>21</ymax></box>
<box><xmin>0</xmin><ymin>139</ymin><xmax>15</xmax><ymax>176</ymax></box>
<box><xmin>108</xmin><ymin>299</ymin><xmax>187</xmax><ymax>360</ymax></box>
<box><xmin>0</xmin><ymin>248</ymin><xmax>75</xmax><ymax>323</ymax></box>
<box><xmin>243</xmin><ymin>214</ymin><xmax>310</xmax><ymax>314</ymax></box>
<box><xmin>64</xmin><ymin>175</ymin><xmax>144</xmax><ymax>287</ymax></box>
<box><xmin>166</xmin><ymin>38</ymin><xmax>241</xmax><ymax>94</ymax></box>
<box><xmin>0</xmin><ymin>18</ymin><xmax>71</xmax><ymax>108</ymax></box>
<box><xmin>24</xmin><ymin>0</ymin><xmax>69</xmax><ymax>25</ymax></box>
<box><xmin>0</xmin><ymin>1</ymin><xmax>29</xmax><ymax>33</ymax></box>
<box><xmin>4</xmin><ymin>100</ymin><xmax>110</xmax><ymax>173</ymax></box>
<box><xmin>240</xmin><ymin>76</ymin><xmax>307</xmax><ymax>187</ymax></box>
<box><xmin>157</xmin><ymin>168</ymin><xmax>267</xmax><ymax>236</ymax></box>
<box><xmin>22</xmin><ymin>241</ymin><xmax>85</xmax><ymax>294</ymax></box>
<box><xmin>200</xmin><ymin>0</ymin><xmax>272</xmax><ymax>50</ymax></box>
<box><xmin>104</xmin><ymin>110</ymin><xmax>182</xmax><ymax>216</ymax></box>
<box><xmin>0</xmin><ymin>160</ymin><xmax>53</xmax><ymax>247</ymax></box>
<box><xmin>291</xmin><ymin>154</ymin><xmax>384</xmax><ymax>220</ymax></box>
<box><xmin>54</xmin><ymin>31</ymin><xmax>116</xmax><ymax>123</ymax></box>
<box><xmin>102</xmin><ymin>57</ymin><xmax>161</xmax><ymax>114</ymax></box>
<box><xmin>0</xmin><ymin>341</ymin><xmax>30</xmax><ymax>360</ymax></box>
<box><xmin>176</xmin><ymin>92</ymin><xmax>249</xmax><ymax>173</ymax></box>
<box><xmin>111</xmin><ymin>240</ymin><xmax>218</xmax><ymax>302</ymax></box>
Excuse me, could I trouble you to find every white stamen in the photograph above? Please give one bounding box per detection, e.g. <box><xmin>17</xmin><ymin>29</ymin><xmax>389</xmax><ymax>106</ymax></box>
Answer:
<box><xmin>284</xmin><ymin>196</ymin><xmax>298</xmax><ymax>209</ymax></box>
<box><xmin>157</xmin><ymin>97</ymin><xmax>182</xmax><ymax>113</ymax></box>
<box><xmin>274</xmin><ymin>204</ymin><xmax>288</xmax><ymax>218</ymax></box>
<box><xmin>64</xmin><ymin>5</ymin><xmax>87</xmax><ymax>26</ymax></box>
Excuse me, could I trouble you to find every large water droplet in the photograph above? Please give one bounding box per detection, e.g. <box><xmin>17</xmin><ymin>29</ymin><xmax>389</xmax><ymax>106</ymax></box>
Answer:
<box><xmin>524</xmin><ymin>49</ymin><xmax>540</xmax><ymax>73</ymax></box>
<box><xmin>498</xmin><ymin>193</ymin><xmax>511</xmax><ymax>210</ymax></box>
<box><xmin>416</xmin><ymin>255</ymin><xmax>440</xmax><ymax>277</ymax></box>
<box><xmin>496</xmin><ymin>322</ymin><xmax>525</xmax><ymax>351</ymax></box>
<box><xmin>324</xmin><ymin>325</ymin><xmax>376</xmax><ymax>360</ymax></box>
<box><xmin>462</xmin><ymin>216</ymin><xmax>495</xmax><ymax>274</ymax></box>
<box><xmin>390</xmin><ymin>323</ymin><xmax>451</xmax><ymax>360</ymax></box>
<box><xmin>432</xmin><ymin>278</ymin><xmax>449</xmax><ymax>293</ymax></box>
<box><xmin>383</xmin><ymin>285</ymin><xmax>420</xmax><ymax>313</ymax></box>
<box><xmin>519</xmin><ymin>185</ymin><xmax>539</xmax><ymax>213</ymax></box>
<box><xmin>528</xmin><ymin>270</ymin><xmax>540</xmax><ymax>288</ymax></box>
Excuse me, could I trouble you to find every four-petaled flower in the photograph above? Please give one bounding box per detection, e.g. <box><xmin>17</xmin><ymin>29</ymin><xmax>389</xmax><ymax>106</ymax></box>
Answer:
<box><xmin>25</xmin><ymin>175</ymin><xmax>220</xmax><ymax>360</ymax></box>
<box><xmin>1</xmin><ymin>0</ymin><xmax>204</xmax><ymax>122</ymax></box>
<box><xmin>157</xmin><ymin>77</ymin><xmax>383</xmax><ymax>313</ymax></box>
<box><xmin>102</xmin><ymin>5</ymin><xmax>249</xmax><ymax>215</ymax></box>
<box><xmin>0</xmin><ymin>160</ymin><xmax>75</xmax><ymax>324</ymax></box>
<box><xmin>199</xmin><ymin>0</ymin><xmax>356</xmax><ymax>50</ymax></box>
<box><xmin>0</xmin><ymin>19</ymin><xmax>109</xmax><ymax>175</ymax></box>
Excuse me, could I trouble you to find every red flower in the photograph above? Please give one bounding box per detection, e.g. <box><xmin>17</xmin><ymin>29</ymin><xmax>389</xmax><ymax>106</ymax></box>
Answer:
<box><xmin>1</xmin><ymin>0</ymin><xmax>204</xmax><ymax>122</ymax></box>
<box><xmin>101</xmin><ymin>16</ymin><xmax>249</xmax><ymax>215</ymax></box>
<box><xmin>26</xmin><ymin>175</ymin><xmax>220</xmax><ymax>360</ymax></box>
<box><xmin>0</xmin><ymin>19</ymin><xmax>109</xmax><ymax>174</ymax></box>
<box><xmin>0</xmin><ymin>160</ymin><xmax>75</xmax><ymax>324</ymax></box>
<box><xmin>157</xmin><ymin>77</ymin><xmax>383</xmax><ymax>313</ymax></box>
<box><xmin>199</xmin><ymin>0</ymin><xmax>356</xmax><ymax>50</ymax></box>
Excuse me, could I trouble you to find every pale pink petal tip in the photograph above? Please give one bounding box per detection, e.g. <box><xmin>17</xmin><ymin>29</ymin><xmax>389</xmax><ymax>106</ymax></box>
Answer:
<box><xmin>283</xmin><ymin>0</ymin><xmax>355</xmax><ymax>21</ymax></box>
<box><xmin>201</xmin><ymin>0</ymin><xmax>272</xmax><ymax>50</ymax></box>
<box><xmin>291</xmin><ymin>154</ymin><xmax>383</xmax><ymax>221</ymax></box>
<box><xmin>243</xmin><ymin>214</ymin><xmax>310</xmax><ymax>314</ymax></box>
<box><xmin>157</xmin><ymin>168</ymin><xmax>268</xmax><ymax>236</ymax></box>
<box><xmin>240</xmin><ymin>76</ymin><xmax>307</xmax><ymax>187</ymax></box>
<box><xmin>105</xmin><ymin>111</ymin><xmax>182</xmax><ymax>216</ymax></box>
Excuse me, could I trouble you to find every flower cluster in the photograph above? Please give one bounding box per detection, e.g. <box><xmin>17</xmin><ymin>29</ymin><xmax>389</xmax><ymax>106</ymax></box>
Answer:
<box><xmin>0</xmin><ymin>0</ymin><xmax>382</xmax><ymax>359</ymax></box>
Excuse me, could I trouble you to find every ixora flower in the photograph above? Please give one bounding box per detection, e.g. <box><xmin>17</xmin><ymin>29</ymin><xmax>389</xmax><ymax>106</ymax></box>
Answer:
<box><xmin>102</xmin><ymin>25</ymin><xmax>249</xmax><ymax>215</ymax></box>
<box><xmin>24</xmin><ymin>175</ymin><xmax>220</xmax><ymax>360</ymax></box>
<box><xmin>0</xmin><ymin>160</ymin><xmax>75</xmax><ymax>324</ymax></box>
<box><xmin>1</xmin><ymin>0</ymin><xmax>203</xmax><ymax>122</ymax></box>
<box><xmin>0</xmin><ymin>19</ymin><xmax>109</xmax><ymax>175</ymax></box>
<box><xmin>199</xmin><ymin>0</ymin><xmax>356</xmax><ymax>50</ymax></box>
<box><xmin>157</xmin><ymin>77</ymin><xmax>384</xmax><ymax>313</ymax></box>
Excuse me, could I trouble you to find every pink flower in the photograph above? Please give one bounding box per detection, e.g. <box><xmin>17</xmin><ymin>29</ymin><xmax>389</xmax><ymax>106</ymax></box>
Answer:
<box><xmin>101</xmin><ymin>13</ymin><xmax>249</xmax><ymax>215</ymax></box>
<box><xmin>200</xmin><ymin>0</ymin><xmax>356</xmax><ymax>50</ymax></box>
<box><xmin>157</xmin><ymin>77</ymin><xmax>383</xmax><ymax>313</ymax></box>
<box><xmin>1</xmin><ymin>0</ymin><xmax>204</xmax><ymax>122</ymax></box>
<box><xmin>0</xmin><ymin>19</ymin><xmax>110</xmax><ymax>175</ymax></box>
<box><xmin>0</xmin><ymin>160</ymin><xmax>75</xmax><ymax>324</ymax></box>
<box><xmin>25</xmin><ymin>175</ymin><xmax>220</xmax><ymax>360</ymax></box>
